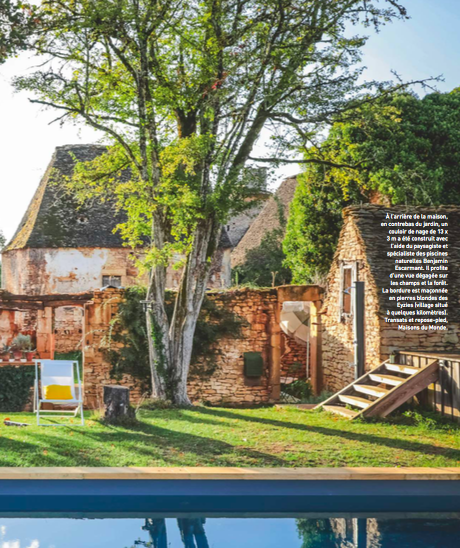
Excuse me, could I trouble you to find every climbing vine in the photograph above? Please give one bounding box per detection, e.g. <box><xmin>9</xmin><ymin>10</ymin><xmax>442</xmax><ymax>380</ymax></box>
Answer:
<box><xmin>105</xmin><ymin>287</ymin><xmax>245</xmax><ymax>393</ymax></box>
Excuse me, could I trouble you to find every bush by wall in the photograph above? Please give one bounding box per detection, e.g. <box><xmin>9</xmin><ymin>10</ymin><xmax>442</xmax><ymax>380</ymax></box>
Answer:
<box><xmin>0</xmin><ymin>366</ymin><xmax>35</xmax><ymax>412</ymax></box>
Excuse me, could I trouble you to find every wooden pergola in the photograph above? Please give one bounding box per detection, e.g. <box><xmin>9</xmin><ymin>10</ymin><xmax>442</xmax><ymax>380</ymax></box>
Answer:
<box><xmin>0</xmin><ymin>290</ymin><xmax>94</xmax><ymax>359</ymax></box>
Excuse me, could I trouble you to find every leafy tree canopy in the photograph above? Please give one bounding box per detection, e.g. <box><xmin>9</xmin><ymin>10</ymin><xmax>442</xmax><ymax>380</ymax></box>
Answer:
<box><xmin>0</xmin><ymin>1</ymin><xmax>38</xmax><ymax>64</ymax></box>
<box><xmin>4</xmin><ymin>0</ymin><xmax>417</xmax><ymax>403</ymax></box>
<box><xmin>284</xmin><ymin>89</ymin><xmax>460</xmax><ymax>283</ymax></box>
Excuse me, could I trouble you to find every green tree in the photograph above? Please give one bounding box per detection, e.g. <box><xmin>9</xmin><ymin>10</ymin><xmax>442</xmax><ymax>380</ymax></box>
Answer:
<box><xmin>284</xmin><ymin>90</ymin><xmax>460</xmax><ymax>283</ymax></box>
<box><xmin>8</xmin><ymin>0</ymin><xmax>411</xmax><ymax>404</ymax></box>
<box><xmin>0</xmin><ymin>1</ymin><xmax>38</xmax><ymax>64</ymax></box>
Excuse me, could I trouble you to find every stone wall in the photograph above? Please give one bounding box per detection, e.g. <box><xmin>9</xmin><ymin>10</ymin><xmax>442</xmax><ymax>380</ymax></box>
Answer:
<box><xmin>82</xmin><ymin>287</ymin><xmax>314</xmax><ymax>408</ymax></box>
<box><xmin>53</xmin><ymin>306</ymin><xmax>84</xmax><ymax>353</ymax></box>
<box><xmin>280</xmin><ymin>333</ymin><xmax>307</xmax><ymax>380</ymax></box>
<box><xmin>187</xmin><ymin>288</ymin><xmax>279</xmax><ymax>405</ymax></box>
<box><xmin>83</xmin><ymin>289</ymin><xmax>144</xmax><ymax>408</ymax></box>
<box><xmin>2</xmin><ymin>247</ymin><xmax>143</xmax><ymax>295</ymax></box>
<box><xmin>2</xmin><ymin>246</ymin><xmax>231</xmax><ymax>293</ymax></box>
<box><xmin>321</xmin><ymin>218</ymin><xmax>382</xmax><ymax>393</ymax></box>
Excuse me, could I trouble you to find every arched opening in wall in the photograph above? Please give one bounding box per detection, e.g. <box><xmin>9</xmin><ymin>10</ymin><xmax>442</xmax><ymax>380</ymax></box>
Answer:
<box><xmin>279</xmin><ymin>301</ymin><xmax>310</xmax><ymax>398</ymax></box>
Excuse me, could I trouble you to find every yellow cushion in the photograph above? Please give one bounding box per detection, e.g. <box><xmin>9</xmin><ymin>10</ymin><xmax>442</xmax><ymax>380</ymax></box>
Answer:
<box><xmin>43</xmin><ymin>384</ymin><xmax>73</xmax><ymax>400</ymax></box>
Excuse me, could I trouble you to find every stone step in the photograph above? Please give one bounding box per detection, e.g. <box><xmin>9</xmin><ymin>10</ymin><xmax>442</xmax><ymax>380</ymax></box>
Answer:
<box><xmin>369</xmin><ymin>373</ymin><xmax>403</xmax><ymax>386</ymax></box>
<box><xmin>338</xmin><ymin>394</ymin><xmax>372</xmax><ymax>409</ymax></box>
<box><xmin>323</xmin><ymin>405</ymin><xmax>358</xmax><ymax>419</ymax></box>
<box><xmin>354</xmin><ymin>384</ymin><xmax>389</xmax><ymax>398</ymax></box>
<box><xmin>385</xmin><ymin>363</ymin><xmax>419</xmax><ymax>375</ymax></box>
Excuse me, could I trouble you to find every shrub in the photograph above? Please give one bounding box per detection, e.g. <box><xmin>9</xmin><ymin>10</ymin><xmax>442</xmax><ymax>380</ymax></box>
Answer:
<box><xmin>0</xmin><ymin>366</ymin><xmax>35</xmax><ymax>411</ymax></box>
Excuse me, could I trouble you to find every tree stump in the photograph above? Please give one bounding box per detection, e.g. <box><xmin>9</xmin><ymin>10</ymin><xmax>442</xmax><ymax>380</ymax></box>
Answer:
<box><xmin>103</xmin><ymin>385</ymin><xmax>136</xmax><ymax>424</ymax></box>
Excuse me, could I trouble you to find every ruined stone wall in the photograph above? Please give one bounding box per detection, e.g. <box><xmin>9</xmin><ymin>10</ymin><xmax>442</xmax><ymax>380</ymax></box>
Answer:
<box><xmin>321</xmin><ymin>219</ymin><xmax>381</xmax><ymax>393</ymax></box>
<box><xmin>83</xmin><ymin>287</ymin><xmax>282</xmax><ymax>408</ymax></box>
<box><xmin>53</xmin><ymin>306</ymin><xmax>84</xmax><ymax>353</ymax></box>
<box><xmin>280</xmin><ymin>333</ymin><xmax>307</xmax><ymax>380</ymax></box>
<box><xmin>83</xmin><ymin>289</ymin><xmax>144</xmax><ymax>408</ymax></box>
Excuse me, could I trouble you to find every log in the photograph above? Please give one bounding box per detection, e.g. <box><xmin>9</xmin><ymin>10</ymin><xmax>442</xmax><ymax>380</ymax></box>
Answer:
<box><xmin>103</xmin><ymin>385</ymin><xmax>136</xmax><ymax>424</ymax></box>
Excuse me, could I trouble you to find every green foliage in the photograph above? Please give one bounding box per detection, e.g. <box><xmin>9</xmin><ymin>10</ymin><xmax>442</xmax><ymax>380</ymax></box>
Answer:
<box><xmin>284</xmin><ymin>90</ymin><xmax>460</xmax><ymax>282</ymax></box>
<box><xmin>8</xmin><ymin>0</ymin><xmax>411</xmax><ymax>401</ymax></box>
<box><xmin>0</xmin><ymin>1</ymin><xmax>39</xmax><ymax>64</ymax></box>
<box><xmin>296</xmin><ymin>519</ymin><xmax>336</xmax><ymax>548</ymax></box>
<box><xmin>0</xmin><ymin>366</ymin><xmax>35</xmax><ymax>412</ymax></box>
<box><xmin>104</xmin><ymin>286</ymin><xmax>151</xmax><ymax>392</ymax></box>
<box><xmin>281</xmin><ymin>380</ymin><xmax>313</xmax><ymax>402</ymax></box>
<box><xmin>11</xmin><ymin>334</ymin><xmax>33</xmax><ymax>351</ymax></box>
<box><xmin>106</xmin><ymin>287</ymin><xmax>245</xmax><ymax>390</ymax></box>
<box><xmin>234</xmin><ymin>227</ymin><xmax>292</xmax><ymax>288</ymax></box>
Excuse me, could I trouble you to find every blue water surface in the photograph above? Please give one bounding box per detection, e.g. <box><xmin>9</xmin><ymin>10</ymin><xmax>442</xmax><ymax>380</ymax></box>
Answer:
<box><xmin>1</xmin><ymin>515</ymin><xmax>460</xmax><ymax>547</ymax></box>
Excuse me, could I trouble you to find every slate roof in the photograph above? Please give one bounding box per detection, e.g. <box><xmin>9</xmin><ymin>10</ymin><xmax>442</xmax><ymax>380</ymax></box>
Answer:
<box><xmin>5</xmin><ymin>144</ymin><xmax>232</xmax><ymax>251</ymax></box>
<box><xmin>343</xmin><ymin>204</ymin><xmax>460</xmax><ymax>322</ymax></box>
<box><xmin>231</xmin><ymin>175</ymin><xmax>298</xmax><ymax>267</ymax></box>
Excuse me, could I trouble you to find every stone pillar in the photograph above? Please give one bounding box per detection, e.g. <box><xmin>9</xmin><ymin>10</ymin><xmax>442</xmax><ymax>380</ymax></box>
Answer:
<box><xmin>310</xmin><ymin>300</ymin><xmax>323</xmax><ymax>395</ymax></box>
<box><xmin>0</xmin><ymin>310</ymin><xmax>16</xmax><ymax>346</ymax></box>
<box><xmin>36</xmin><ymin>307</ymin><xmax>54</xmax><ymax>359</ymax></box>
<box><xmin>269</xmin><ymin>301</ymin><xmax>282</xmax><ymax>401</ymax></box>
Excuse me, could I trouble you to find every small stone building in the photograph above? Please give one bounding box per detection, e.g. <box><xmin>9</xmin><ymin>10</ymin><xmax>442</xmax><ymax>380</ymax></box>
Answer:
<box><xmin>321</xmin><ymin>204</ymin><xmax>460</xmax><ymax>393</ymax></box>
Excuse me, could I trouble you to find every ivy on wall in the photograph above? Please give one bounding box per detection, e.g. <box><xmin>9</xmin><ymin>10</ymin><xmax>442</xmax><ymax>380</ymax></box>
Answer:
<box><xmin>0</xmin><ymin>366</ymin><xmax>35</xmax><ymax>412</ymax></box>
<box><xmin>105</xmin><ymin>287</ymin><xmax>245</xmax><ymax>391</ymax></box>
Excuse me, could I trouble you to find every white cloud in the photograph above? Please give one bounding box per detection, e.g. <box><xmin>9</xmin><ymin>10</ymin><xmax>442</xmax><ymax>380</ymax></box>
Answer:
<box><xmin>1</xmin><ymin>539</ymin><xmax>39</xmax><ymax>548</ymax></box>
<box><xmin>2</xmin><ymin>541</ymin><xmax>20</xmax><ymax>548</ymax></box>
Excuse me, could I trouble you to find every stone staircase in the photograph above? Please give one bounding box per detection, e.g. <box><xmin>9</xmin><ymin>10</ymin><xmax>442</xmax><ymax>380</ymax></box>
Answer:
<box><xmin>316</xmin><ymin>358</ymin><xmax>440</xmax><ymax>419</ymax></box>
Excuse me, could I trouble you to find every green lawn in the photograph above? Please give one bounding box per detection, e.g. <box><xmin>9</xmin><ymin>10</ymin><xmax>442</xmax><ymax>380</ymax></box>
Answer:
<box><xmin>1</xmin><ymin>406</ymin><xmax>460</xmax><ymax>467</ymax></box>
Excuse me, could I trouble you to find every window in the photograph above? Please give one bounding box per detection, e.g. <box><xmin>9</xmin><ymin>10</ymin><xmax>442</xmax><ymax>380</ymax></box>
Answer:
<box><xmin>339</xmin><ymin>262</ymin><xmax>357</xmax><ymax>318</ymax></box>
<box><xmin>342</xmin><ymin>267</ymin><xmax>352</xmax><ymax>314</ymax></box>
<box><xmin>102</xmin><ymin>275</ymin><xmax>122</xmax><ymax>288</ymax></box>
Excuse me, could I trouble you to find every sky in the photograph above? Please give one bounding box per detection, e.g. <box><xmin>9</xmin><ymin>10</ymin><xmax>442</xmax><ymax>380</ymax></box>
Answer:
<box><xmin>0</xmin><ymin>0</ymin><xmax>460</xmax><ymax>241</ymax></box>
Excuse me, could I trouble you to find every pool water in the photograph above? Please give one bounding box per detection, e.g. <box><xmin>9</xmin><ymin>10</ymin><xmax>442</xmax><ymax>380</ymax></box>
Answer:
<box><xmin>1</xmin><ymin>515</ymin><xmax>460</xmax><ymax>547</ymax></box>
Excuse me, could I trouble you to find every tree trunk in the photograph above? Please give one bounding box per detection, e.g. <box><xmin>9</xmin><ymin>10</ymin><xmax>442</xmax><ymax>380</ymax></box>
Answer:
<box><xmin>103</xmin><ymin>385</ymin><xmax>135</xmax><ymax>424</ymax></box>
<box><xmin>146</xmin><ymin>215</ymin><xmax>219</xmax><ymax>406</ymax></box>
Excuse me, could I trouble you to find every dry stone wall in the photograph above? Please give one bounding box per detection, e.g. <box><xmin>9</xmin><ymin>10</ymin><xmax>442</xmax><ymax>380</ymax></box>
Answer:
<box><xmin>321</xmin><ymin>218</ymin><xmax>381</xmax><ymax>393</ymax></box>
<box><xmin>82</xmin><ymin>287</ymin><xmax>298</xmax><ymax>408</ymax></box>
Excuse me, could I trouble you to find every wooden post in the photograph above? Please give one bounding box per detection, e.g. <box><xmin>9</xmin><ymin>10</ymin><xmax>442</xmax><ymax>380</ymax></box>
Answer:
<box><xmin>269</xmin><ymin>302</ymin><xmax>282</xmax><ymax>402</ymax></box>
<box><xmin>103</xmin><ymin>385</ymin><xmax>136</xmax><ymax>424</ymax></box>
<box><xmin>36</xmin><ymin>307</ymin><xmax>54</xmax><ymax>359</ymax></box>
<box><xmin>310</xmin><ymin>300</ymin><xmax>323</xmax><ymax>395</ymax></box>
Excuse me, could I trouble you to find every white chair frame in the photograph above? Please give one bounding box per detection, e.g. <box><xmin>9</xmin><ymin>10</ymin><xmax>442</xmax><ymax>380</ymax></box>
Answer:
<box><xmin>33</xmin><ymin>360</ymin><xmax>84</xmax><ymax>426</ymax></box>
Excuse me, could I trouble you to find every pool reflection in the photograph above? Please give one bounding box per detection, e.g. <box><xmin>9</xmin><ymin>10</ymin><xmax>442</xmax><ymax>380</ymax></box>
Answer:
<box><xmin>2</xmin><ymin>515</ymin><xmax>460</xmax><ymax>547</ymax></box>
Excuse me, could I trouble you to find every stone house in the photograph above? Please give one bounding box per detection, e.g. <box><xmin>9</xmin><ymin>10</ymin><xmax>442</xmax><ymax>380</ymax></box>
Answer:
<box><xmin>321</xmin><ymin>204</ymin><xmax>460</xmax><ymax>393</ymax></box>
<box><xmin>1</xmin><ymin>144</ymin><xmax>236</xmax><ymax>295</ymax></box>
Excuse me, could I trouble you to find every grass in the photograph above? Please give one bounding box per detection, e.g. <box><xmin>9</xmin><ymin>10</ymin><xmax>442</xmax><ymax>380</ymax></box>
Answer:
<box><xmin>0</xmin><ymin>406</ymin><xmax>460</xmax><ymax>468</ymax></box>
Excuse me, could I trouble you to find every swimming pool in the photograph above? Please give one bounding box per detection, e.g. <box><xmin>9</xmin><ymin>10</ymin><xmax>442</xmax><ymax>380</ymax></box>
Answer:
<box><xmin>2</xmin><ymin>468</ymin><xmax>460</xmax><ymax>546</ymax></box>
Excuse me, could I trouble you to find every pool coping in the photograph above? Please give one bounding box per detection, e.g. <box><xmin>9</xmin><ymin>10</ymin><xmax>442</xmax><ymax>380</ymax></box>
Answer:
<box><xmin>1</xmin><ymin>467</ymin><xmax>460</xmax><ymax>480</ymax></box>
